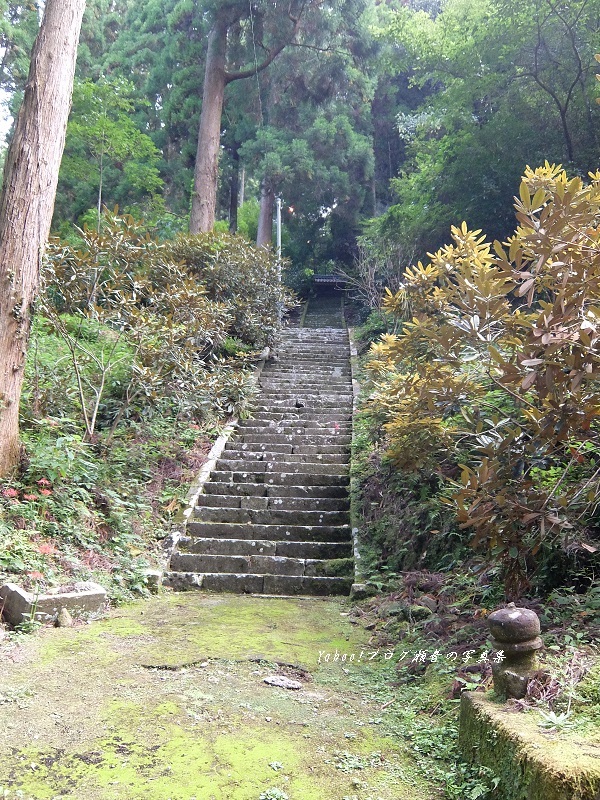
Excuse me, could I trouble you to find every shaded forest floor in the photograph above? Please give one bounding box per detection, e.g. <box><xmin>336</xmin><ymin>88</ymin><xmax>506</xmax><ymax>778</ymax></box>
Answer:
<box><xmin>0</xmin><ymin>593</ymin><xmax>442</xmax><ymax>800</ymax></box>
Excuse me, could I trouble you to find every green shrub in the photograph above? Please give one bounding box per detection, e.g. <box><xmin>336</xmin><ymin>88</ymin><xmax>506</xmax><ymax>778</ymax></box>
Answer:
<box><xmin>364</xmin><ymin>164</ymin><xmax>600</xmax><ymax>597</ymax></box>
<box><xmin>42</xmin><ymin>212</ymin><xmax>288</xmax><ymax>437</ymax></box>
<box><xmin>165</xmin><ymin>230</ymin><xmax>294</xmax><ymax>348</ymax></box>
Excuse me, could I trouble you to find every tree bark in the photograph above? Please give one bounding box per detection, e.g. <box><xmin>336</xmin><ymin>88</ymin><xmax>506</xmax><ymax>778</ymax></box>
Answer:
<box><xmin>189</xmin><ymin>19</ymin><xmax>228</xmax><ymax>235</ymax></box>
<box><xmin>0</xmin><ymin>0</ymin><xmax>86</xmax><ymax>477</ymax></box>
<box><xmin>189</xmin><ymin>5</ymin><xmax>305</xmax><ymax>234</ymax></box>
<box><xmin>229</xmin><ymin>148</ymin><xmax>240</xmax><ymax>234</ymax></box>
<box><xmin>256</xmin><ymin>180</ymin><xmax>275</xmax><ymax>248</ymax></box>
<box><xmin>239</xmin><ymin>165</ymin><xmax>246</xmax><ymax>207</ymax></box>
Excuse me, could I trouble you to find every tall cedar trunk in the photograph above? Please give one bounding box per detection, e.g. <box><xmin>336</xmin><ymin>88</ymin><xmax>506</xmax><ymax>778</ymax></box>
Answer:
<box><xmin>229</xmin><ymin>148</ymin><xmax>240</xmax><ymax>233</ymax></box>
<box><xmin>239</xmin><ymin>165</ymin><xmax>246</xmax><ymax>207</ymax></box>
<box><xmin>190</xmin><ymin>7</ymin><xmax>302</xmax><ymax>234</ymax></box>
<box><xmin>190</xmin><ymin>21</ymin><xmax>227</xmax><ymax>234</ymax></box>
<box><xmin>0</xmin><ymin>0</ymin><xmax>86</xmax><ymax>477</ymax></box>
<box><xmin>256</xmin><ymin>180</ymin><xmax>275</xmax><ymax>248</ymax></box>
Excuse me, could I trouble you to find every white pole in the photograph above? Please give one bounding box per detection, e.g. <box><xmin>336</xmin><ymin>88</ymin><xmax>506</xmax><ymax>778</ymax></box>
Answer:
<box><xmin>276</xmin><ymin>196</ymin><xmax>282</xmax><ymax>261</ymax></box>
<box><xmin>276</xmin><ymin>197</ymin><xmax>282</xmax><ymax>324</ymax></box>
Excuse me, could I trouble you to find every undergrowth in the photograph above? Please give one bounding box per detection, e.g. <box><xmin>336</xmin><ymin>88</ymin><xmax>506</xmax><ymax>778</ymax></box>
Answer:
<box><xmin>0</xmin><ymin>410</ymin><xmax>217</xmax><ymax>602</ymax></box>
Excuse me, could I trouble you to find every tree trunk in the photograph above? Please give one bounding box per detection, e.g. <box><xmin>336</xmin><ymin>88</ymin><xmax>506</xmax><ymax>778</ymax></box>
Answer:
<box><xmin>229</xmin><ymin>148</ymin><xmax>240</xmax><ymax>234</ymax></box>
<box><xmin>0</xmin><ymin>0</ymin><xmax>85</xmax><ymax>477</ymax></box>
<box><xmin>190</xmin><ymin>20</ymin><xmax>227</xmax><ymax>234</ymax></box>
<box><xmin>239</xmin><ymin>165</ymin><xmax>246</xmax><ymax>207</ymax></box>
<box><xmin>190</xmin><ymin>6</ymin><xmax>304</xmax><ymax>235</ymax></box>
<box><xmin>256</xmin><ymin>180</ymin><xmax>275</xmax><ymax>248</ymax></box>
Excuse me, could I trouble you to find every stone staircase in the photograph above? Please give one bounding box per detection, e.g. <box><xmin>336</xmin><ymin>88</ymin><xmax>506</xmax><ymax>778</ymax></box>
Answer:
<box><xmin>164</xmin><ymin>300</ymin><xmax>354</xmax><ymax>595</ymax></box>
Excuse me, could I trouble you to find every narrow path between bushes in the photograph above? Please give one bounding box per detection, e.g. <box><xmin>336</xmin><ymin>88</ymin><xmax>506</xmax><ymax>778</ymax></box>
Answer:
<box><xmin>0</xmin><ymin>593</ymin><xmax>439</xmax><ymax>799</ymax></box>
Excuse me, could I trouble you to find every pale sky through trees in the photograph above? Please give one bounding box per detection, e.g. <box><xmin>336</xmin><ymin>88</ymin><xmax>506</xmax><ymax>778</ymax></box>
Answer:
<box><xmin>0</xmin><ymin>91</ymin><xmax>11</xmax><ymax>144</ymax></box>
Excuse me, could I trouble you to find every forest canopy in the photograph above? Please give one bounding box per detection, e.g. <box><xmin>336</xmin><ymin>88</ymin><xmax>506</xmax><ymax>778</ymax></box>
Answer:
<box><xmin>1</xmin><ymin>0</ymin><xmax>596</xmax><ymax>269</ymax></box>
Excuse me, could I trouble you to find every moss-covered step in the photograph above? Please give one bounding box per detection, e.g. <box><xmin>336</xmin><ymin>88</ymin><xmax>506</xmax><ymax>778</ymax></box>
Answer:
<box><xmin>459</xmin><ymin>692</ymin><xmax>600</xmax><ymax>800</ymax></box>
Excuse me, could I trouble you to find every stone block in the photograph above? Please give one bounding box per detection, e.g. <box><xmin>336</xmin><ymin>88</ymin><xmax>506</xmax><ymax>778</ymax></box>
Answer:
<box><xmin>0</xmin><ymin>581</ymin><xmax>107</xmax><ymax>627</ymax></box>
<box><xmin>162</xmin><ymin>571</ymin><xmax>204</xmax><ymax>591</ymax></box>
<box><xmin>201</xmin><ymin>573</ymin><xmax>264</xmax><ymax>593</ymax></box>
<box><xmin>263</xmin><ymin>575</ymin><xmax>305</xmax><ymax>595</ymax></box>
<box><xmin>459</xmin><ymin>692</ymin><xmax>600</xmax><ymax>800</ymax></box>
<box><xmin>349</xmin><ymin>583</ymin><xmax>375</xmax><ymax>601</ymax></box>
<box><xmin>142</xmin><ymin>569</ymin><xmax>163</xmax><ymax>594</ymax></box>
<box><xmin>240</xmin><ymin>496</ymin><xmax>269</xmax><ymax>510</ymax></box>
<box><xmin>249</xmin><ymin>555</ymin><xmax>305</xmax><ymax>576</ymax></box>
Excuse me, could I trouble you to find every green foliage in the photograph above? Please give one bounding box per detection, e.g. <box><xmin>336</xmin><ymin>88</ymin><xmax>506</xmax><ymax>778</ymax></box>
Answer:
<box><xmin>370</xmin><ymin>0</ymin><xmax>600</xmax><ymax>260</ymax></box>
<box><xmin>3</xmin><ymin>207</ymin><xmax>294</xmax><ymax>600</ymax></box>
<box><xmin>352</xmin><ymin>412</ymin><xmax>465</xmax><ymax>579</ymax></box>
<box><xmin>165</xmin><ymin>231</ymin><xmax>294</xmax><ymax>348</ymax></box>
<box><xmin>365</xmin><ymin>164</ymin><xmax>600</xmax><ymax>597</ymax></box>
<box><xmin>42</xmin><ymin>212</ymin><xmax>283</xmax><ymax>436</ymax></box>
<box><xmin>236</xmin><ymin>199</ymin><xmax>260</xmax><ymax>242</ymax></box>
<box><xmin>56</xmin><ymin>76</ymin><xmax>163</xmax><ymax>226</ymax></box>
<box><xmin>0</xmin><ymin>408</ymin><xmax>219</xmax><ymax>601</ymax></box>
<box><xmin>0</xmin><ymin>2</ymin><xmax>39</xmax><ymax>102</ymax></box>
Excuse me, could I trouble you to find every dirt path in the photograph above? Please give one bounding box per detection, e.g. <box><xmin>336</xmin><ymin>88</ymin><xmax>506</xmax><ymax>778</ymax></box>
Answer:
<box><xmin>0</xmin><ymin>593</ymin><xmax>439</xmax><ymax>800</ymax></box>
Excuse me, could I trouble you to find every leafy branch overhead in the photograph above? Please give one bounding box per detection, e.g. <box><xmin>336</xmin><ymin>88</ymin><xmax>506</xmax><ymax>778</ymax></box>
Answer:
<box><xmin>366</xmin><ymin>163</ymin><xmax>600</xmax><ymax>598</ymax></box>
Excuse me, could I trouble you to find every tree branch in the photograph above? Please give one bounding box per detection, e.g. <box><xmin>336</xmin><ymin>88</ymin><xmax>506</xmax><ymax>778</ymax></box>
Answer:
<box><xmin>224</xmin><ymin>1</ymin><xmax>306</xmax><ymax>84</ymax></box>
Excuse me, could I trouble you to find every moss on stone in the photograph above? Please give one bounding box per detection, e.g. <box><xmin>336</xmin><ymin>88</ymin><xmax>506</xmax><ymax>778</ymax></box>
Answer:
<box><xmin>311</xmin><ymin>558</ymin><xmax>354</xmax><ymax>577</ymax></box>
<box><xmin>459</xmin><ymin>692</ymin><xmax>600</xmax><ymax>800</ymax></box>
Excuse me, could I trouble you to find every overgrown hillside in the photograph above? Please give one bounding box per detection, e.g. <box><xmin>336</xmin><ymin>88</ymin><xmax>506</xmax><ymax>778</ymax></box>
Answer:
<box><xmin>0</xmin><ymin>213</ymin><xmax>292</xmax><ymax>603</ymax></box>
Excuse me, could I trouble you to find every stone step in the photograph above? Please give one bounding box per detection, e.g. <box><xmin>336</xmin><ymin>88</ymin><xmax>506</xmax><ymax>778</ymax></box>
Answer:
<box><xmin>215</xmin><ymin>458</ymin><xmax>349</xmax><ymax>475</ymax></box>
<box><xmin>246</xmin><ymin>411</ymin><xmax>352</xmax><ymax>422</ymax></box>
<box><xmin>236</xmin><ymin>433</ymin><xmax>352</xmax><ymax>445</ymax></box>
<box><xmin>210</xmin><ymin>470</ymin><xmax>349</xmax><ymax>486</ymax></box>
<box><xmin>262</xmin><ymin>375</ymin><xmax>352</xmax><ymax>381</ymax></box>
<box><xmin>237</xmin><ymin>423</ymin><xmax>352</xmax><ymax>434</ymax></box>
<box><xmin>257</xmin><ymin>393</ymin><xmax>353</xmax><ymax>403</ymax></box>
<box><xmin>204</xmin><ymin>482</ymin><xmax>349</xmax><ymax>499</ymax></box>
<box><xmin>163</xmin><ymin>572</ymin><xmax>353</xmax><ymax>595</ymax></box>
<box><xmin>169</xmin><ymin>552</ymin><xmax>354</xmax><ymax>577</ymax></box>
<box><xmin>166</xmin><ymin>310</ymin><xmax>355</xmax><ymax>599</ymax></box>
<box><xmin>277</xmin><ymin>340</ymin><xmax>348</xmax><ymax>346</ymax></box>
<box><xmin>227</xmin><ymin>438</ymin><xmax>351</xmax><ymax>451</ymax></box>
<box><xmin>253</xmin><ymin>402</ymin><xmax>353</xmax><ymax>412</ymax></box>
<box><xmin>276</xmin><ymin>339</ymin><xmax>348</xmax><ymax>345</ymax></box>
<box><xmin>272</xmin><ymin>352</ymin><xmax>349</xmax><ymax>359</ymax></box>
<box><xmin>224</xmin><ymin>442</ymin><xmax>295</xmax><ymax>454</ymax></box>
<box><xmin>193</xmin><ymin>506</ymin><xmax>350</xmax><ymax>526</ymax></box>
<box><xmin>261</xmin><ymin>376</ymin><xmax>351</xmax><ymax>383</ymax></box>
<box><xmin>258</xmin><ymin>386</ymin><xmax>352</xmax><ymax>394</ymax></box>
<box><xmin>258</xmin><ymin>390</ymin><xmax>352</xmax><ymax>397</ymax></box>
<box><xmin>262</xmin><ymin>367</ymin><xmax>351</xmax><ymax>375</ymax></box>
<box><xmin>220</xmin><ymin>451</ymin><xmax>350</xmax><ymax>465</ymax></box>
<box><xmin>262</xmin><ymin>365</ymin><xmax>351</xmax><ymax>371</ymax></box>
<box><xmin>259</xmin><ymin>377</ymin><xmax>352</xmax><ymax>385</ymax></box>
<box><xmin>176</xmin><ymin>536</ymin><xmax>352</xmax><ymax>559</ymax></box>
<box><xmin>223</xmin><ymin>441</ymin><xmax>348</xmax><ymax>456</ymax></box>
<box><xmin>271</xmin><ymin>359</ymin><xmax>350</xmax><ymax>367</ymax></box>
<box><xmin>197</xmin><ymin>493</ymin><xmax>348</xmax><ymax>511</ymax></box>
<box><xmin>186</xmin><ymin>521</ymin><xmax>351</xmax><ymax>541</ymax></box>
<box><xmin>263</xmin><ymin>362</ymin><xmax>351</xmax><ymax>370</ymax></box>
<box><xmin>271</xmin><ymin>355</ymin><xmax>349</xmax><ymax>360</ymax></box>
<box><xmin>279</xmin><ymin>332</ymin><xmax>348</xmax><ymax>338</ymax></box>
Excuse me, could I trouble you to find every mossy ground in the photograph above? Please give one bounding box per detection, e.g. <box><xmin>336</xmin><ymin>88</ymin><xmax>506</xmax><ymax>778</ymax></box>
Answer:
<box><xmin>0</xmin><ymin>593</ymin><xmax>438</xmax><ymax>800</ymax></box>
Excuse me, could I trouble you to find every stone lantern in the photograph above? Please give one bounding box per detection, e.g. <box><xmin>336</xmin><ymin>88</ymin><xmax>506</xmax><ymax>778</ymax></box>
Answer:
<box><xmin>488</xmin><ymin>603</ymin><xmax>543</xmax><ymax>699</ymax></box>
